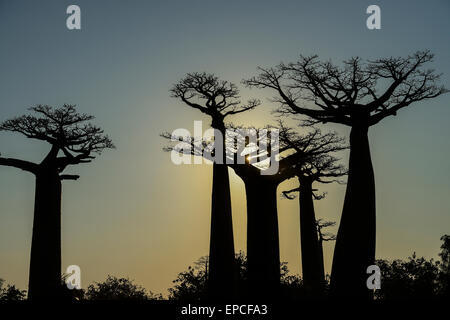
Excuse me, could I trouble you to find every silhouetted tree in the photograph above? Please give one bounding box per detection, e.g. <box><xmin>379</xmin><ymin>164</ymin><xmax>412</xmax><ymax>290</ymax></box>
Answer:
<box><xmin>225</xmin><ymin>127</ymin><xmax>285</xmax><ymax>298</ymax></box>
<box><xmin>376</xmin><ymin>254</ymin><xmax>440</xmax><ymax>299</ymax></box>
<box><xmin>0</xmin><ymin>105</ymin><xmax>114</xmax><ymax>300</ymax></box>
<box><xmin>168</xmin><ymin>256</ymin><xmax>209</xmax><ymax>301</ymax></box>
<box><xmin>169</xmin><ymin>73</ymin><xmax>259</xmax><ymax>299</ymax></box>
<box><xmin>86</xmin><ymin>275</ymin><xmax>162</xmax><ymax>300</ymax></box>
<box><xmin>166</xmin><ymin>123</ymin><xmax>344</xmax><ymax>299</ymax></box>
<box><xmin>315</xmin><ymin>219</ymin><xmax>336</xmax><ymax>286</ymax></box>
<box><xmin>245</xmin><ymin>50</ymin><xmax>448</xmax><ymax>298</ymax></box>
<box><xmin>226</xmin><ymin>124</ymin><xmax>345</xmax><ymax>298</ymax></box>
<box><xmin>280</xmin><ymin>125</ymin><xmax>345</xmax><ymax>295</ymax></box>
<box><xmin>370</xmin><ymin>235</ymin><xmax>450</xmax><ymax>300</ymax></box>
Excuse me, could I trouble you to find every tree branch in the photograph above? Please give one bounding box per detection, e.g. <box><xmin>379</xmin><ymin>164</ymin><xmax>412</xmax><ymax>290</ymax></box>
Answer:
<box><xmin>59</xmin><ymin>174</ymin><xmax>80</xmax><ymax>180</ymax></box>
<box><xmin>0</xmin><ymin>155</ymin><xmax>38</xmax><ymax>174</ymax></box>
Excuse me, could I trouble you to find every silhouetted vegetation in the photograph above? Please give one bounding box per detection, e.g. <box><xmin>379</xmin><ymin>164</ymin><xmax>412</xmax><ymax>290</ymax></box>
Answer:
<box><xmin>315</xmin><ymin>219</ymin><xmax>337</xmax><ymax>285</ymax></box>
<box><xmin>0</xmin><ymin>279</ymin><xmax>26</xmax><ymax>301</ymax></box>
<box><xmin>168</xmin><ymin>235</ymin><xmax>450</xmax><ymax>301</ymax></box>
<box><xmin>375</xmin><ymin>235</ymin><xmax>450</xmax><ymax>299</ymax></box>
<box><xmin>245</xmin><ymin>50</ymin><xmax>448</xmax><ymax>298</ymax></box>
<box><xmin>162</xmin><ymin>52</ymin><xmax>448</xmax><ymax>300</ymax></box>
<box><xmin>227</xmin><ymin>124</ymin><xmax>345</xmax><ymax>298</ymax></box>
<box><xmin>0</xmin><ymin>104</ymin><xmax>114</xmax><ymax>300</ymax></box>
<box><xmin>164</xmin><ymin>122</ymin><xmax>347</xmax><ymax>298</ymax></box>
<box><xmin>85</xmin><ymin>276</ymin><xmax>163</xmax><ymax>301</ymax></box>
<box><xmin>0</xmin><ymin>235</ymin><xmax>448</xmax><ymax>301</ymax></box>
<box><xmin>280</xmin><ymin>123</ymin><xmax>346</xmax><ymax>295</ymax></box>
<box><xmin>1</xmin><ymin>49</ymin><xmax>447</xmax><ymax>304</ymax></box>
<box><xmin>168</xmin><ymin>73</ymin><xmax>260</xmax><ymax>299</ymax></box>
<box><xmin>168</xmin><ymin>252</ymin><xmax>305</xmax><ymax>301</ymax></box>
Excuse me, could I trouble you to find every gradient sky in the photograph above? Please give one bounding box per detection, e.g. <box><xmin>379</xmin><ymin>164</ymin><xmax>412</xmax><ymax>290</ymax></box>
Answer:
<box><xmin>0</xmin><ymin>0</ymin><xmax>449</xmax><ymax>296</ymax></box>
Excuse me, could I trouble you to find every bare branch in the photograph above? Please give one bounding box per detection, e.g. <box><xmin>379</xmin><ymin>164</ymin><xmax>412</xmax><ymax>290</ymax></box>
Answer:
<box><xmin>59</xmin><ymin>174</ymin><xmax>80</xmax><ymax>180</ymax></box>
<box><xmin>0</xmin><ymin>104</ymin><xmax>114</xmax><ymax>172</ymax></box>
<box><xmin>0</xmin><ymin>154</ymin><xmax>38</xmax><ymax>174</ymax></box>
<box><xmin>316</xmin><ymin>219</ymin><xmax>337</xmax><ymax>241</ymax></box>
<box><xmin>282</xmin><ymin>187</ymin><xmax>300</xmax><ymax>199</ymax></box>
<box><xmin>171</xmin><ymin>72</ymin><xmax>258</xmax><ymax>124</ymax></box>
<box><xmin>246</xmin><ymin>51</ymin><xmax>447</xmax><ymax>127</ymax></box>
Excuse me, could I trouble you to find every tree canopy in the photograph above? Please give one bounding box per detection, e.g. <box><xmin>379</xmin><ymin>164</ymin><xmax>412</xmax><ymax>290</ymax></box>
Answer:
<box><xmin>0</xmin><ymin>104</ymin><xmax>114</xmax><ymax>178</ymax></box>
<box><xmin>244</xmin><ymin>50</ymin><xmax>447</xmax><ymax>126</ymax></box>
<box><xmin>171</xmin><ymin>72</ymin><xmax>260</xmax><ymax>120</ymax></box>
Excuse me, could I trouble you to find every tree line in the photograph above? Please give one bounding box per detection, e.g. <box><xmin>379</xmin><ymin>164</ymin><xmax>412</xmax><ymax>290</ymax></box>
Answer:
<box><xmin>1</xmin><ymin>235</ymin><xmax>449</xmax><ymax>301</ymax></box>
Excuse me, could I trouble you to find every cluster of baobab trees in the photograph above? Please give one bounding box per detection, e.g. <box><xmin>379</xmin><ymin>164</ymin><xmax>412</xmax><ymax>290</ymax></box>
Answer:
<box><xmin>0</xmin><ymin>50</ymin><xmax>446</xmax><ymax>301</ymax></box>
<box><xmin>165</xmin><ymin>50</ymin><xmax>447</xmax><ymax>300</ymax></box>
<box><xmin>0</xmin><ymin>105</ymin><xmax>114</xmax><ymax>300</ymax></box>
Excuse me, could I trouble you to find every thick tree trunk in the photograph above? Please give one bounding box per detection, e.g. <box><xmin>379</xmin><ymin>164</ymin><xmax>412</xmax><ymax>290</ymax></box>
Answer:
<box><xmin>298</xmin><ymin>177</ymin><xmax>325</xmax><ymax>295</ymax></box>
<box><xmin>207</xmin><ymin>162</ymin><xmax>236</xmax><ymax>299</ymax></box>
<box><xmin>245</xmin><ymin>179</ymin><xmax>280</xmax><ymax>299</ymax></box>
<box><xmin>28</xmin><ymin>170</ymin><xmax>62</xmax><ymax>300</ymax></box>
<box><xmin>330</xmin><ymin>125</ymin><xmax>376</xmax><ymax>298</ymax></box>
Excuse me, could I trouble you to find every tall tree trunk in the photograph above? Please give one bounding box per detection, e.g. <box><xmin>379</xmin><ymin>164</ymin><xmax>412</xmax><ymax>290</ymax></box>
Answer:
<box><xmin>245</xmin><ymin>179</ymin><xmax>280</xmax><ymax>299</ymax></box>
<box><xmin>28</xmin><ymin>169</ymin><xmax>62</xmax><ymax>300</ymax></box>
<box><xmin>298</xmin><ymin>177</ymin><xmax>324</xmax><ymax>295</ymax></box>
<box><xmin>330</xmin><ymin>125</ymin><xmax>376</xmax><ymax>298</ymax></box>
<box><xmin>207</xmin><ymin>162</ymin><xmax>236</xmax><ymax>299</ymax></box>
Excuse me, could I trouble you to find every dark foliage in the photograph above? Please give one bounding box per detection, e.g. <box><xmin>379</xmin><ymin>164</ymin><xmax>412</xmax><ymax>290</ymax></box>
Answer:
<box><xmin>85</xmin><ymin>275</ymin><xmax>162</xmax><ymax>301</ymax></box>
<box><xmin>168</xmin><ymin>252</ymin><xmax>307</xmax><ymax>301</ymax></box>
<box><xmin>0</xmin><ymin>279</ymin><xmax>26</xmax><ymax>301</ymax></box>
<box><xmin>375</xmin><ymin>235</ymin><xmax>450</xmax><ymax>299</ymax></box>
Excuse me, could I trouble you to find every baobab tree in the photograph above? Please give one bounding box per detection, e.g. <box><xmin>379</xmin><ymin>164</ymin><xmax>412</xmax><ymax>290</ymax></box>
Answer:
<box><xmin>280</xmin><ymin>125</ymin><xmax>346</xmax><ymax>295</ymax></box>
<box><xmin>225</xmin><ymin>126</ymin><xmax>298</xmax><ymax>298</ymax></box>
<box><xmin>166</xmin><ymin>123</ymin><xmax>345</xmax><ymax>298</ymax></box>
<box><xmin>169</xmin><ymin>73</ymin><xmax>259</xmax><ymax>299</ymax></box>
<box><xmin>245</xmin><ymin>50</ymin><xmax>448</xmax><ymax>297</ymax></box>
<box><xmin>0</xmin><ymin>104</ymin><xmax>114</xmax><ymax>300</ymax></box>
<box><xmin>315</xmin><ymin>219</ymin><xmax>337</xmax><ymax>283</ymax></box>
